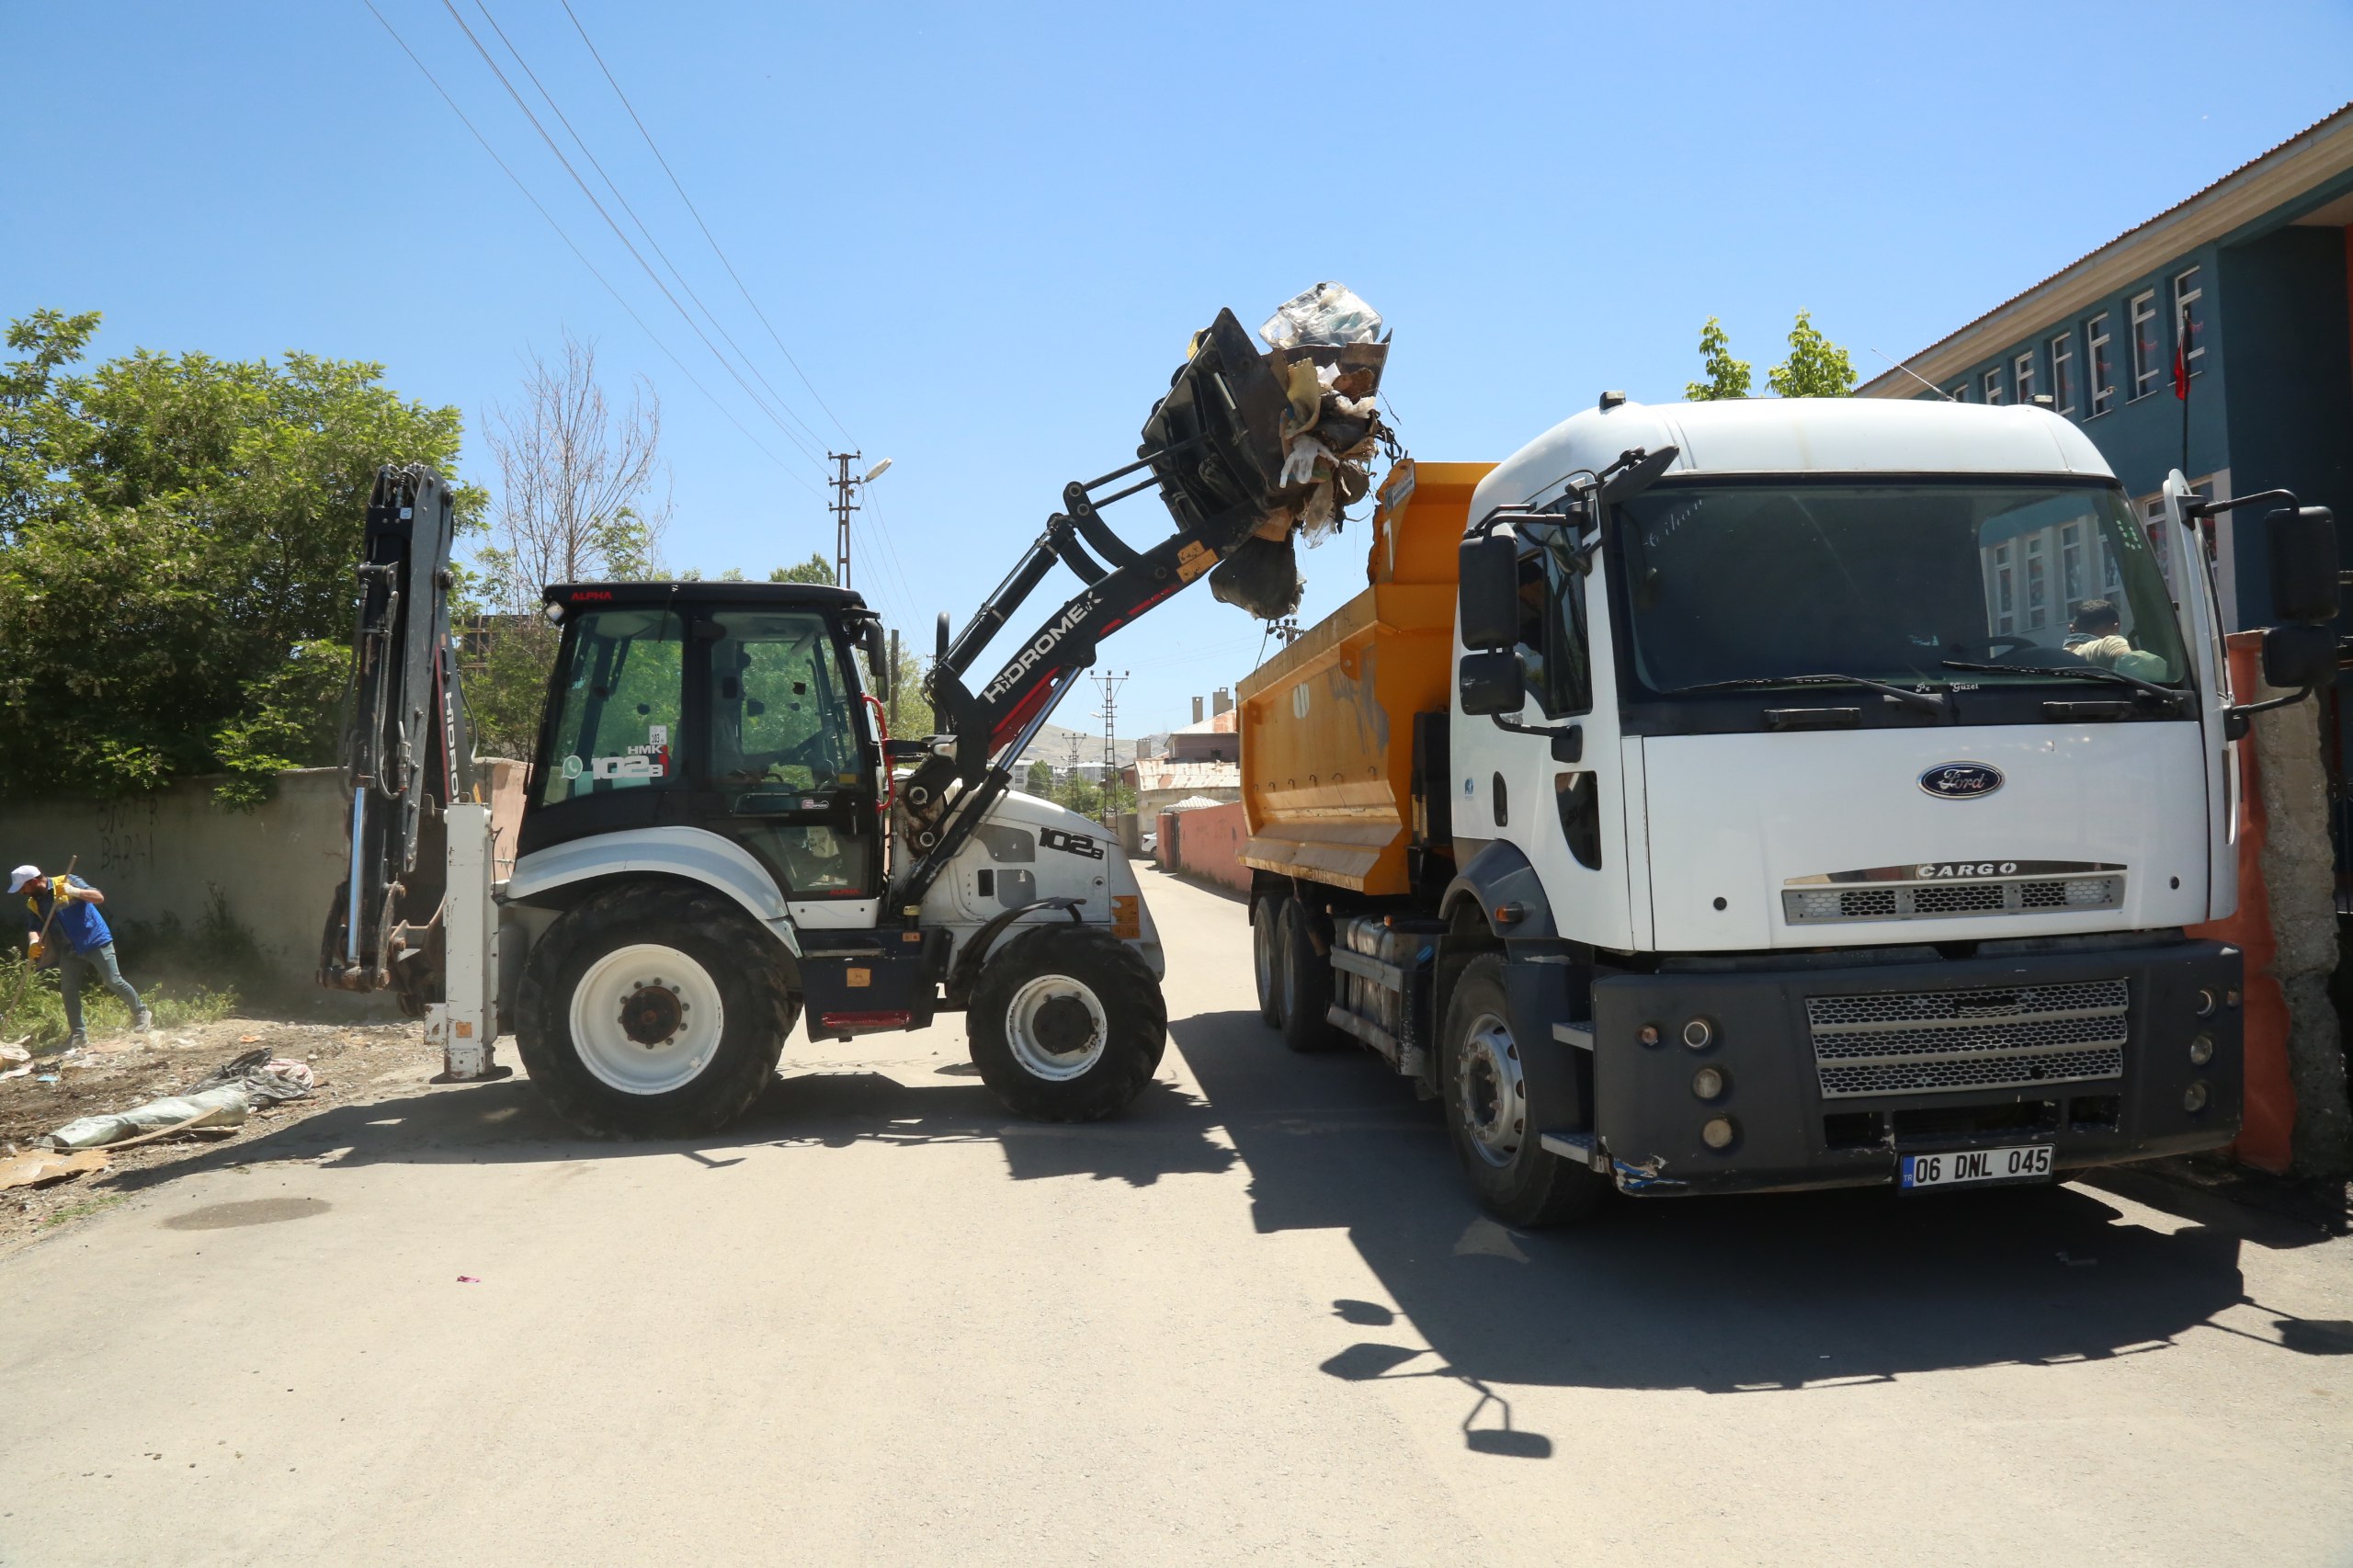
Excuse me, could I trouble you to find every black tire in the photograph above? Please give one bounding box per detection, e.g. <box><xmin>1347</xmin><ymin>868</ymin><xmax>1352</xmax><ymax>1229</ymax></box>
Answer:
<box><xmin>968</xmin><ymin>924</ymin><xmax>1166</xmax><ymax>1121</ymax></box>
<box><xmin>1278</xmin><ymin>899</ymin><xmax>1341</xmax><ymax>1053</ymax></box>
<box><xmin>1252</xmin><ymin>894</ymin><xmax>1284</xmax><ymax>1028</ymax></box>
<box><xmin>516</xmin><ymin>881</ymin><xmax>797</xmax><ymax>1137</ymax></box>
<box><xmin>1439</xmin><ymin>953</ymin><xmax>1606</xmax><ymax>1228</ymax></box>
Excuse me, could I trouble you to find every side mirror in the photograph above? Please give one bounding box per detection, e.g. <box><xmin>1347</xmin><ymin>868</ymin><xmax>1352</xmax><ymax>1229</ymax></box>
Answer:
<box><xmin>1458</xmin><ymin>535</ymin><xmax>1519</xmax><ymax>652</ymax></box>
<box><xmin>1458</xmin><ymin>649</ymin><xmax>1526</xmax><ymax>716</ymax></box>
<box><xmin>2261</xmin><ymin>622</ymin><xmax>2336</xmax><ymax>689</ymax></box>
<box><xmin>2268</xmin><ymin>506</ymin><xmax>2339</xmax><ymax>625</ymax></box>
<box><xmin>861</xmin><ymin>620</ymin><xmax>892</xmax><ymax>701</ymax></box>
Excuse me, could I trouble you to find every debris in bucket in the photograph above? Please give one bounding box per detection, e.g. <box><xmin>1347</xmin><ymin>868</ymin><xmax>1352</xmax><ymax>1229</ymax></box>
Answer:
<box><xmin>457</xmin><ymin>1275</ymin><xmax>481</xmax><ymax>1284</ymax></box>
<box><xmin>1204</xmin><ymin>282</ymin><xmax>1397</xmax><ymax>620</ymax></box>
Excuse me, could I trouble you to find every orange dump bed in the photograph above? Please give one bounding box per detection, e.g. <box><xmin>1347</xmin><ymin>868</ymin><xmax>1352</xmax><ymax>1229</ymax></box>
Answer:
<box><xmin>1235</xmin><ymin>461</ymin><xmax>1493</xmax><ymax>895</ymax></box>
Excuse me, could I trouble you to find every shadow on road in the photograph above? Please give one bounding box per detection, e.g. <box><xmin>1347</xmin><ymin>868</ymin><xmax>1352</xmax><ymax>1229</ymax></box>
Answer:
<box><xmin>1166</xmin><ymin>1006</ymin><xmax>2347</xmax><ymax>1407</ymax></box>
<box><xmin>105</xmin><ymin>1060</ymin><xmax>1236</xmax><ymax>1199</ymax></box>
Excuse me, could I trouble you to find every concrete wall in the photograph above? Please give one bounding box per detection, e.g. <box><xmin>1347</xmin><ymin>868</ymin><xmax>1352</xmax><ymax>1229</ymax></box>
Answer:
<box><xmin>1164</xmin><ymin>801</ymin><xmax>1250</xmax><ymax>896</ymax></box>
<box><xmin>0</xmin><ymin>762</ymin><xmax>526</xmax><ymax>1002</ymax></box>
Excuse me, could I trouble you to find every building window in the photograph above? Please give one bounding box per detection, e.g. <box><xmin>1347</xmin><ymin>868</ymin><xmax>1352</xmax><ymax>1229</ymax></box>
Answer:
<box><xmin>2130</xmin><ymin>290</ymin><xmax>2162</xmax><ymax>398</ymax></box>
<box><xmin>2099</xmin><ymin>530</ymin><xmax>2122</xmax><ymax>596</ymax></box>
<box><xmin>2013</xmin><ymin>349</ymin><xmax>2037</xmax><ymax>405</ymax></box>
<box><xmin>2174</xmin><ymin>267</ymin><xmax>2205</xmax><ymax>380</ymax></box>
<box><xmin>1982</xmin><ymin>367</ymin><xmax>2006</xmax><ymax>405</ymax></box>
<box><xmin>2024</xmin><ymin>533</ymin><xmax>2049</xmax><ymax>629</ymax></box>
<box><xmin>1948</xmin><ymin>384</ymin><xmax>1968</xmax><ymax>403</ymax></box>
<box><xmin>2086</xmin><ymin>312</ymin><xmax>2114</xmax><ymax>415</ymax></box>
<box><xmin>2050</xmin><ymin>331</ymin><xmax>2077</xmax><ymax>415</ymax></box>
<box><xmin>2060</xmin><ymin>522</ymin><xmax>2086</xmax><ymax>616</ymax></box>
<box><xmin>1992</xmin><ymin>542</ymin><xmax>2015</xmax><ymax>634</ymax></box>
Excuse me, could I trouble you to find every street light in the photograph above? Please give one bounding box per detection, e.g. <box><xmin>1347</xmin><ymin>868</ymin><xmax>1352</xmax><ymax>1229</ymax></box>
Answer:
<box><xmin>862</xmin><ymin>457</ymin><xmax>893</xmax><ymax>484</ymax></box>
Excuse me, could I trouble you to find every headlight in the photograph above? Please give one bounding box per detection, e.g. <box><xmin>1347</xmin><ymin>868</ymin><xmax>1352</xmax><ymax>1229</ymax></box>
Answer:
<box><xmin>1691</xmin><ymin>1066</ymin><xmax>1726</xmax><ymax>1101</ymax></box>
<box><xmin>2188</xmin><ymin>1033</ymin><xmax>2215</xmax><ymax>1066</ymax></box>
<box><xmin>2183</xmin><ymin>1083</ymin><xmax>2211</xmax><ymax>1113</ymax></box>
<box><xmin>1700</xmin><ymin>1116</ymin><xmax>1737</xmax><ymax>1150</ymax></box>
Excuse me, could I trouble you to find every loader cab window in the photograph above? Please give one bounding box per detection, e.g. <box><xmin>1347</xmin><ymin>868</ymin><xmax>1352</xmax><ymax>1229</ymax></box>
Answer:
<box><xmin>706</xmin><ymin>611</ymin><xmax>861</xmax><ymax>790</ymax></box>
<box><xmin>1515</xmin><ymin>523</ymin><xmax>1594</xmax><ymax>718</ymax></box>
<box><xmin>539</xmin><ymin>608</ymin><xmax>686</xmax><ymax>807</ymax></box>
<box><xmin>701</xmin><ymin>609</ymin><xmax>874</xmax><ymax>897</ymax></box>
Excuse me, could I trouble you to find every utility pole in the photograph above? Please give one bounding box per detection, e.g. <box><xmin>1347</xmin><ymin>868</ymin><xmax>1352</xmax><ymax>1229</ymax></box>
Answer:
<box><xmin>1094</xmin><ymin>669</ymin><xmax>1128</xmax><ymax>831</ymax></box>
<box><xmin>828</xmin><ymin>451</ymin><xmax>860</xmax><ymax>588</ymax></box>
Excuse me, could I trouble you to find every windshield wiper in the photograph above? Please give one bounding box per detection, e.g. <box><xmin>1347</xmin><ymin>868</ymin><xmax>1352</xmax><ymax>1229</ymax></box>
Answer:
<box><xmin>1659</xmin><ymin>673</ymin><xmax>1950</xmax><ymax>716</ymax></box>
<box><xmin>1939</xmin><ymin>659</ymin><xmax>2193</xmax><ymax>713</ymax></box>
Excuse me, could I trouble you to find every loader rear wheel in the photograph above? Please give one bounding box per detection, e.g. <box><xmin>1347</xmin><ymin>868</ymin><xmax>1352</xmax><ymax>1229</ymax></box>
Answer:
<box><xmin>1252</xmin><ymin>894</ymin><xmax>1284</xmax><ymax>1028</ymax></box>
<box><xmin>1278</xmin><ymin>899</ymin><xmax>1341</xmax><ymax>1053</ymax></box>
<box><xmin>517</xmin><ymin>881</ymin><xmax>795</xmax><ymax>1137</ymax></box>
<box><xmin>969</xmin><ymin>924</ymin><xmax>1165</xmax><ymax>1121</ymax></box>
<box><xmin>1440</xmin><ymin>954</ymin><xmax>1605</xmax><ymax>1228</ymax></box>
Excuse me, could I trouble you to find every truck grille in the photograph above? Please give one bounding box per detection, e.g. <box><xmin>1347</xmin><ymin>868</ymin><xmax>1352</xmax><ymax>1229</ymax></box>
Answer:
<box><xmin>1783</xmin><ymin>874</ymin><xmax>2122</xmax><ymax>925</ymax></box>
<box><xmin>1806</xmin><ymin>979</ymin><xmax>2128</xmax><ymax>1099</ymax></box>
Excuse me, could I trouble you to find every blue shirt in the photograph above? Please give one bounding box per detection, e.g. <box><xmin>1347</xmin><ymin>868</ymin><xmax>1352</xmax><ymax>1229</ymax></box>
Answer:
<box><xmin>22</xmin><ymin>875</ymin><xmax>111</xmax><ymax>955</ymax></box>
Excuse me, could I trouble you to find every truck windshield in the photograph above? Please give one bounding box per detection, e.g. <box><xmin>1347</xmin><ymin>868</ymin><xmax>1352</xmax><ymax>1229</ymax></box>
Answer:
<box><xmin>1611</xmin><ymin>480</ymin><xmax>2188</xmax><ymax>697</ymax></box>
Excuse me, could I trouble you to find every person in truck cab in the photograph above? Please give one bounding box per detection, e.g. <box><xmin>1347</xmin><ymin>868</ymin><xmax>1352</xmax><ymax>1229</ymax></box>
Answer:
<box><xmin>2063</xmin><ymin>598</ymin><xmax>2169</xmax><ymax>679</ymax></box>
<box><xmin>11</xmin><ymin>864</ymin><xmax>152</xmax><ymax>1048</ymax></box>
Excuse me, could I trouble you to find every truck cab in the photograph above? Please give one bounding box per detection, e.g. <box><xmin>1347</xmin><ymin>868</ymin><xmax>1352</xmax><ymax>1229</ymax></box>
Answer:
<box><xmin>1452</xmin><ymin>395</ymin><xmax>2240</xmax><ymax>1201</ymax></box>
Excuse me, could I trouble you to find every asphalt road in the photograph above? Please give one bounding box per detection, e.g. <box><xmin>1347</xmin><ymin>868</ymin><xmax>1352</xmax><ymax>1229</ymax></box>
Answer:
<box><xmin>2</xmin><ymin>866</ymin><xmax>2348</xmax><ymax>1567</ymax></box>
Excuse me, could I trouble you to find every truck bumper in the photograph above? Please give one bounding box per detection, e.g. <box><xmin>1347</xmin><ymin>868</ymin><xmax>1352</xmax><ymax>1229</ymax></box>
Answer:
<box><xmin>1585</xmin><ymin>938</ymin><xmax>2243</xmax><ymax>1196</ymax></box>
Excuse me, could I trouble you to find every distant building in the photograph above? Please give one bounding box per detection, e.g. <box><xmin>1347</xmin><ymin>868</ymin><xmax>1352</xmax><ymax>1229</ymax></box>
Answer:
<box><xmin>1861</xmin><ymin>102</ymin><xmax>2353</xmax><ymax>632</ymax></box>
<box><xmin>1126</xmin><ymin>759</ymin><xmax>1242</xmax><ymax>820</ymax></box>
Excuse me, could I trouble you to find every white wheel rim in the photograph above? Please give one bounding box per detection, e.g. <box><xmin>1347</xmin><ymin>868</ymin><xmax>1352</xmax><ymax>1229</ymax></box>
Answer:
<box><xmin>1003</xmin><ymin>972</ymin><xmax>1108</xmax><ymax>1082</ymax></box>
<box><xmin>1254</xmin><ymin>912</ymin><xmax>1276</xmax><ymax>1000</ymax></box>
<box><xmin>567</xmin><ymin>943</ymin><xmax>727</xmax><ymax>1096</ymax></box>
<box><xmin>1457</xmin><ymin>1010</ymin><xmax>1527</xmax><ymax>1168</ymax></box>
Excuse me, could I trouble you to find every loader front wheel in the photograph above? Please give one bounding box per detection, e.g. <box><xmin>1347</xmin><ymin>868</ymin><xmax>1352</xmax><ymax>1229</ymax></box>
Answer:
<box><xmin>968</xmin><ymin>924</ymin><xmax>1165</xmax><ymax>1121</ymax></box>
<box><xmin>517</xmin><ymin>881</ymin><xmax>795</xmax><ymax>1137</ymax></box>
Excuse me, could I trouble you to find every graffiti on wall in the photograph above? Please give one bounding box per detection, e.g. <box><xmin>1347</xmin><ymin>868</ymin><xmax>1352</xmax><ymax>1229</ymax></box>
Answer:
<box><xmin>91</xmin><ymin>798</ymin><xmax>159</xmax><ymax>879</ymax></box>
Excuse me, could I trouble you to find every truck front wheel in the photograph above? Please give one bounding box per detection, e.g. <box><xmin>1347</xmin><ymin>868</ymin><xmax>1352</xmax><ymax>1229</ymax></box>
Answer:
<box><xmin>517</xmin><ymin>882</ymin><xmax>796</xmax><ymax>1137</ymax></box>
<box><xmin>968</xmin><ymin>924</ymin><xmax>1165</xmax><ymax>1121</ymax></box>
<box><xmin>1440</xmin><ymin>954</ymin><xmax>1605</xmax><ymax>1227</ymax></box>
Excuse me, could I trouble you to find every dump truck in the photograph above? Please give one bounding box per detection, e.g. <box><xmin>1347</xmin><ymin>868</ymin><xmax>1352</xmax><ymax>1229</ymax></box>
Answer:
<box><xmin>1239</xmin><ymin>394</ymin><xmax>2338</xmax><ymax>1224</ymax></box>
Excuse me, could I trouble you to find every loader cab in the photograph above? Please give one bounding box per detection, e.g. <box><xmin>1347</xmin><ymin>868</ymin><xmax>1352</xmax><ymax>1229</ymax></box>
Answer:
<box><xmin>519</xmin><ymin>582</ymin><xmax>887</xmax><ymax>900</ymax></box>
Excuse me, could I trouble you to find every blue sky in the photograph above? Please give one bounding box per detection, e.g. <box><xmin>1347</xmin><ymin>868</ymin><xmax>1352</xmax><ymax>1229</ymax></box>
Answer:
<box><xmin>7</xmin><ymin>1</ymin><xmax>2350</xmax><ymax>736</ymax></box>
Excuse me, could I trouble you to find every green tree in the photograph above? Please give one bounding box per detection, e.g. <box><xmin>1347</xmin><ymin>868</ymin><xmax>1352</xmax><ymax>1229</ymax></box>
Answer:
<box><xmin>1684</xmin><ymin>316</ymin><xmax>1752</xmax><ymax>401</ymax></box>
<box><xmin>0</xmin><ymin>310</ymin><xmax>477</xmax><ymax>801</ymax></box>
<box><xmin>1767</xmin><ymin>311</ymin><xmax>1858</xmax><ymax>399</ymax></box>
<box><xmin>1023</xmin><ymin>758</ymin><xmax>1053</xmax><ymax>796</ymax></box>
<box><xmin>769</xmin><ymin>551</ymin><xmax>835</xmax><ymax>585</ymax></box>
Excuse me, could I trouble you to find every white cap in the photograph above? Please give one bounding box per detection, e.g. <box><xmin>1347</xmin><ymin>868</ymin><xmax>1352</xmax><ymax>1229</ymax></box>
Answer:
<box><xmin>7</xmin><ymin>866</ymin><xmax>40</xmax><ymax>894</ymax></box>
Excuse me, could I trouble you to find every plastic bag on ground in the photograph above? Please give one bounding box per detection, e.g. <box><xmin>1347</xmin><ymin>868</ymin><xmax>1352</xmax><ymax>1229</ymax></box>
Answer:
<box><xmin>1259</xmin><ymin>282</ymin><xmax>1384</xmax><ymax>349</ymax></box>
<box><xmin>1210</xmin><ymin>534</ymin><xmax>1304</xmax><ymax>620</ymax></box>
<box><xmin>46</xmin><ymin>1085</ymin><xmax>257</xmax><ymax>1150</ymax></box>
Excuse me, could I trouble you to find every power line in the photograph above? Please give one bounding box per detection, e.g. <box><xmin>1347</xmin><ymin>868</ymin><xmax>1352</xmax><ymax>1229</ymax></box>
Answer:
<box><xmin>558</xmin><ymin>0</ymin><xmax>857</xmax><ymax>444</ymax></box>
<box><xmin>359</xmin><ymin>0</ymin><xmax>814</xmax><ymax>494</ymax></box>
<box><xmin>1093</xmin><ymin>669</ymin><xmax>1128</xmax><ymax>830</ymax></box>
<box><xmin>470</xmin><ymin>0</ymin><xmax>831</xmax><ymax>460</ymax></box>
<box><xmin>437</xmin><ymin>0</ymin><xmax>828</xmax><ymax>483</ymax></box>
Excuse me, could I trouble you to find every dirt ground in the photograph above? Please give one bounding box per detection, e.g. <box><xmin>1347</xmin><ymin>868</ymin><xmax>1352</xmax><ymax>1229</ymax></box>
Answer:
<box><xmin>0</xmin><ymin>1015</ymin><xmax>431</xmax><ymax>1252</ymax></box>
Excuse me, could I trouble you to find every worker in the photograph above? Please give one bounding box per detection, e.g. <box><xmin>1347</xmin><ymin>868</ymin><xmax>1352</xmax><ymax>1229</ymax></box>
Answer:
<box><xmin>11</xmin><ymin>865</ymin><xmax>152</xmax><ymax>1047</ymax></box>
<box><xmin>2064</xmin><ymin>598</ymin><xmax>2173</xmax><ymax>681</ymax></box>
<box><xmin>2063</xmin><ymin>599</ymin><xmax>2134</xmax><ymax>666</ymax></box>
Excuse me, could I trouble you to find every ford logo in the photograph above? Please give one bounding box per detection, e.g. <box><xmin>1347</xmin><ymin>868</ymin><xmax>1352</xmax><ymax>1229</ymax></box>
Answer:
<box><xmin>1919</xmin><ymin>762</ymin><xmax>2005</xmax><ymax>799</ymax></box>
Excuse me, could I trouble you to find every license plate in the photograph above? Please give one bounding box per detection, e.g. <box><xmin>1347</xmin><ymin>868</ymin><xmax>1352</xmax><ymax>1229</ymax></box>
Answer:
<box><xmin>1901</xmin><ymin>1143</ymin><xmax>2054</xmax><ymax>1190</ymax></box>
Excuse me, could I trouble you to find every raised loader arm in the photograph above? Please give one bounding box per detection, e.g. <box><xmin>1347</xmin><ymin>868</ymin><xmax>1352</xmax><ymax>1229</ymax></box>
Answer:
<box><xmin>893</xmin><ymin>307</ymin><xmax>1378</xmax><ymax>915</ymax></box>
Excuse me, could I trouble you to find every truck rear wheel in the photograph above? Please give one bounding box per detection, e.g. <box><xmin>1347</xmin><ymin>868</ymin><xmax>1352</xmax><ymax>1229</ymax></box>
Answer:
<box><xmin>1440</xmin><ymin>953</ymin><xmax>1605</xmax><ymax>1227</ymax></box>
<box><xmin>969</xmin><ymin>924</ymin><xmax>1165</xmax><ymax>1121</ymax></box>
<box><xmin>517</xmin><ymin>881</ymin><xmax>796</xmax><ymax>1137</ymax></box>
<box><xmin>1278</xmin><ymin>899</ymin><xmax>1341</xmax><ymax>1052</ymax></box>
<box><xmin>1252</xmin><ymin>895</ymin><xmax>1284</xmax><ymax>1028</ymax></box>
